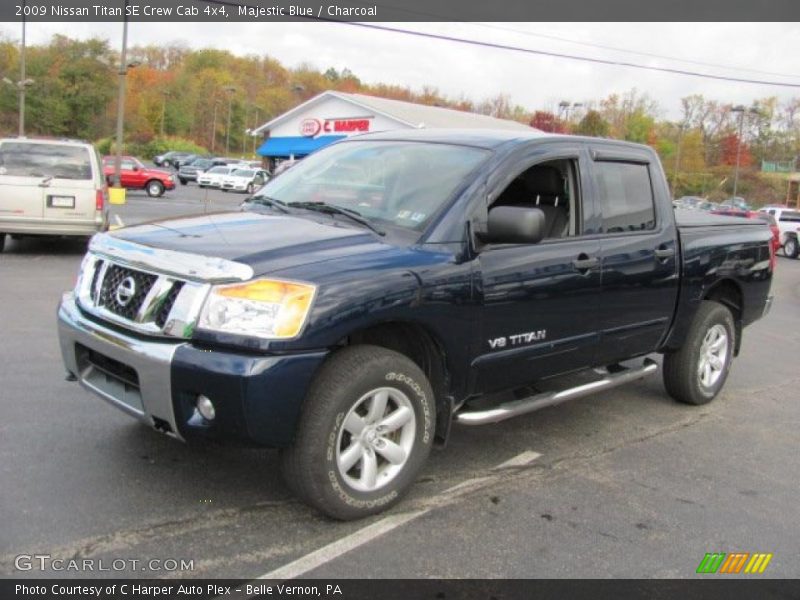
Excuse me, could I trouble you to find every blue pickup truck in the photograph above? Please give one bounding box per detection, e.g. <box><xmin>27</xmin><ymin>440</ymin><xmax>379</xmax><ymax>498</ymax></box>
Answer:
<box><xmin>58</xmin><ymin>129</ymin><xmax>774</xmax><ymax>519</ymax></box>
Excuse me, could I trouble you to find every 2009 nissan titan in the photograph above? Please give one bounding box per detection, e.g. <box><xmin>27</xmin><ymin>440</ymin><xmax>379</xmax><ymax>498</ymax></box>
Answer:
<box><xmin>57</xmin><ymin>130</ymin><xmax>774</xmax><ymax>519</ymax></box>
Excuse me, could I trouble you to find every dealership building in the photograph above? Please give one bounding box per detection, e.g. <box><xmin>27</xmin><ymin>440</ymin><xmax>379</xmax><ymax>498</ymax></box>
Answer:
<box><xmin>253</xmin><ymin>91</ymin><xmax>532</xmax><ymax>162</ymax></box>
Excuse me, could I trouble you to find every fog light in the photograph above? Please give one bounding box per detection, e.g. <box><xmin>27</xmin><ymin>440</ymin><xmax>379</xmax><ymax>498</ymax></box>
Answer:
<box><xmin>196</xmin><ymin>395</ymin><xmax>216</xmax><ymax>421</ymax></box>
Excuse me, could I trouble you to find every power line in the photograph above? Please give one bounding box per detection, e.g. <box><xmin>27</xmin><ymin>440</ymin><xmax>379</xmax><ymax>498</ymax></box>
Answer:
<box><xmin>469</xmin><ymin>22</ymin><xmax>800</xmax><ymax>82</ymax></box>
<box><xmin>321</xmin><ymin>0</ymin><xmax>800</xmax><ymax>81</ymax></box>
<box><xmin>195</xmin><ymin>1</ymin><xmax>800</xmax><ymax>88</ymax></box>
<box><xmin>335</xmin><ymin>22</ymin><xmax>800</xmax><ymax>89</ymax></box>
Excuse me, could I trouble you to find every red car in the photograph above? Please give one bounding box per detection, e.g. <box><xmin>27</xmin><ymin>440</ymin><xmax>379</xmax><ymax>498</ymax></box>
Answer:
<box><xmin>102</xmin><ymin>156</ymin><xmax>176</xmax><ymax>197</ymax></box>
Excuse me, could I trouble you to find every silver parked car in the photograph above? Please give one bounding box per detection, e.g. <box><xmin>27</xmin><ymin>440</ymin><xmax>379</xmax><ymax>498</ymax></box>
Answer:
<box><xmin>0</xmin><ymin>138</ymin><xmax>108</xmax><ymax>251</ymax></box>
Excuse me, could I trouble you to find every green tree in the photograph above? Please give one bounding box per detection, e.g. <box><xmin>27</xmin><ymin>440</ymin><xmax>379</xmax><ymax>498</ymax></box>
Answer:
<box><xmin>574</xmin><ymin>110</ymin><xmax>610</xmax><ymax>137</ymax></box>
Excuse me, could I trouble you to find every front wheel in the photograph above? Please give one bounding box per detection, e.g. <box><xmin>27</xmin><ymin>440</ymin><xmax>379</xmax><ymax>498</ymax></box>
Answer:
<box><xmin>178</xmin><ymin>177</ymin><xmax>187</xmax><ymax>185</ymax></box>
<box><xmin>146</xmin><ymin>180</ymin><xmax>165</xmax><ymax>197</ymax></box>
<box><xmin>0</xmin><ymin>233</ymin><xmax>5</xmax><ymax>252</ymax></box>
<box><xmin>784</xmin><ymin>236</ymin><xmax>799</xmax><ymax>259</ymax></box>
<box><xmin>663</xmin><ymin>300</ymin><xmax>735</xmax><ymax>405</ymax></box>
<box><xmin>246</xmin><ymin>183</ymin><xmax>254</xmax><ymax>194</ymax></box>
<box><xmin>280</xmin><ymin>345</ymin><xmax>436</xmax><ymax>520</ymax></box>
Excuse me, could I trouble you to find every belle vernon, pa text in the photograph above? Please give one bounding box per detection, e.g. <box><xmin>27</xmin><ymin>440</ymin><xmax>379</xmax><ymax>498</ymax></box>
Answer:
<box><xmin>16</xmin><ymin>584</ymin><xmax>343</xmax><ymax>597</ymax></box>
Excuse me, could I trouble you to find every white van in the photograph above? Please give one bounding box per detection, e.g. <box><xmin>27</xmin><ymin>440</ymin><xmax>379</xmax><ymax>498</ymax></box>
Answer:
<box><xmin>0</xmin><ymin>138</ymin><xmax>108</xmax><ymax>251</ymax></box>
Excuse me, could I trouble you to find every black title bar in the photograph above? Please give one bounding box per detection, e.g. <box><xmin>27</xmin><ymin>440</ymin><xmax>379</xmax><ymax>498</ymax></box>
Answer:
<box><xmin>5</xmin><ymin>0</ymin><xmax>800</xmax><ymax>22</ymax></box>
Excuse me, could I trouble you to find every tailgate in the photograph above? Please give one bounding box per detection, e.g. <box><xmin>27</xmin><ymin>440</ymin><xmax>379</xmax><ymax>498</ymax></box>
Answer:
<box><xmin>42</xmin><ymin>178</ymin><xmax>96</xmax><ymax>222</ymax></box>
<box><xmin>0</xmin><ymin>176</ymin><xmax>45</xmax><ymax>219</ymax></box>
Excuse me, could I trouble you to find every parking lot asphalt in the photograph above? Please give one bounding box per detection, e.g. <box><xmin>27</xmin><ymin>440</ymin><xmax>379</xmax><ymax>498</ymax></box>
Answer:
<box><xmin>1</xmin><ymin>183</ymin><xmax>798</xmax><ymax>579</ymax></box>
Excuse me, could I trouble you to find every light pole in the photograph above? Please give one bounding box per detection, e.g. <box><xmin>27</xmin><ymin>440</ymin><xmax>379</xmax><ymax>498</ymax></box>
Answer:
<box><xmin>252</xmin><ymin>106</ymin><xmax>261</xmax><ymax>157</ymax></box>
<box><xmin>18</xmin><ymin>6</ymin><xmax>28</xmax><ymax>136</ymax></box>
<box><xmin>4</xmin><ymin>6</ymin><xmax>34</xmax><ymax>137</ymax></box>
<box><xmin>558</xmin><ymin>100</ymin><xmax>583</xmax><ymax>122</ymax></box>
<box><xmin>159</xmin><ymin>90</ymin><xmax>171</xmax><ymax>136</ymax></box>
<box><xmin>112</xmin><ymin>2</ymin><xmax>142</xmax><ymax>189</ymax></box>
<box><xmin>671</xmin><ymin>120</ymin><xmax>688</xmax><ymax>195</ymax></box>
<box><xmin>210</xmin><ymin>100</ymin><xmax>220</xmax><ymax>153</ymax></box>
<box><xmin>731</xmin><ymin>105</ymin><xmax>759</xmax><ymax>201</ymax></box>
<box><xmin>224</xmin><ymin>85</ymin><xmax>236</xmax><ymax>155</ymax></box>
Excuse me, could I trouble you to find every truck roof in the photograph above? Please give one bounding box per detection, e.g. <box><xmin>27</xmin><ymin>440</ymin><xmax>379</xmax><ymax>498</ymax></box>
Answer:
<box><xmin>347</xmin><ymin>128</ymin><xmax>653</xmax><ymax>152</ymax></box>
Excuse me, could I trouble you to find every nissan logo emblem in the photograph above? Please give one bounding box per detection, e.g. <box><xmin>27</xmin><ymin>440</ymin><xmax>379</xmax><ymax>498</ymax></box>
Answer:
<box><xmin>115</xmin><ymin>276</ymin><xmax>137</xmax><ymax>307</ymax></box>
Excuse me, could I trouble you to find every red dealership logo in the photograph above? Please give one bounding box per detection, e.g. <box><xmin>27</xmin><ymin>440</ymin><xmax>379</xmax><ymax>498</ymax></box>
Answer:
<box><xmin>300</xmin><ymin>117</ymin><xmax>371</xmax><ymax>137</ymax></box>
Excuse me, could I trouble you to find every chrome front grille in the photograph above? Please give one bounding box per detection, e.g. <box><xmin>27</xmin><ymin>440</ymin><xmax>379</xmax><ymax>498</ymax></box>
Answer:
<box><xmin>98</xmin><ymin>264</ymin><xmax>158</xmax><ymax>320</ymax></box>
<box><xmin>76</xmin><ymin>255</ymin><xmax>210</xmax><ymax>339</ymax></box>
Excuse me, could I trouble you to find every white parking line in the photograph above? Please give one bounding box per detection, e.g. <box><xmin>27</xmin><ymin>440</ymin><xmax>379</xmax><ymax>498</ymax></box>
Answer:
<box><xmin>254</xmin><ymin>450</ymin><xmax>542</xmax><ymax>582</ymax></box>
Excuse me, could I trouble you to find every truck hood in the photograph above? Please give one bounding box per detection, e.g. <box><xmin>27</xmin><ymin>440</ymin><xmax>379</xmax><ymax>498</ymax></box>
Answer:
<box><xmin>111</xmin><ymin>211</ymin><xmax>386</xmax><ymax>275</ymax></box>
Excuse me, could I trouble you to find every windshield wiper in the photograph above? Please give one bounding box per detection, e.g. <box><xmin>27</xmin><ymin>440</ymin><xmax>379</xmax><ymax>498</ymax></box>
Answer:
<box><xmin>288</xmin><ymin>201</ymin><xmax>385</xmax><ymax>236</ymax></box>
<box><xmin>243</xmin><ymin>195</ymin><xmax>290</xmax><ymax>214</ymax></box>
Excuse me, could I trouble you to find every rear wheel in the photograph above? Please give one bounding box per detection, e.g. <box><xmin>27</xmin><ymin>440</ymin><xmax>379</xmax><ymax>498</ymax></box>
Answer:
<box><xmin>146</xmin><ymin>180</ymin><xmax>165</xmax><ymax>197</ymax></box>
<box><xmin>178</xmin><ymin>177</ymin><xmax>187</xmax><ymax>185</ymax></box>
<box><xmin>784</xmin><ymin>236</ymin><xmax>799</xmax><ymax>259</ymax></box>
<box><xmin>280</xmin><ymin>345</ymin><xmax>436</xmax><ymax>520</ymax></box>
<box><xmin>0</xmin><ymin>233</ymin><xmax>5</xmax><ymax>252</ymax></box>
<box><xmin>663</xmin><ymin>300</ymin><xmax>735</xmax><ymax>405</ymax></box>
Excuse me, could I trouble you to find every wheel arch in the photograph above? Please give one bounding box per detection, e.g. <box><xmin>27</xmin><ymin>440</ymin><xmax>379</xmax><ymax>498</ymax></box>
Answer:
<box><xmin>337</xmin><ymin>320</ymin><xmax>454</xmax><ymax>445</ymax></box>
<box><xmin>703</xmin><ymin>278</ymin><xmax>743</xmax><ymax>355</ymax></box>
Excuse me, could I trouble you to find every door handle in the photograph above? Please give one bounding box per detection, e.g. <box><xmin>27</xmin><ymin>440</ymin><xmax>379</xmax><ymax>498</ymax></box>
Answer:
<box><xmin>655</xmin><ymin>247</ymin><xmax>675</xmax><ymax>260</ymax></box>
<box><xmin>572</xmin><ymin>255</ymin><xmax>599</xmax><ymax>272</ymax></box>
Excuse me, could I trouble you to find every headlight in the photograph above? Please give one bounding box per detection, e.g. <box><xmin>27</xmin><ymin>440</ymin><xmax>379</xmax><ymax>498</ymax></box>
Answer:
<box><xmin>198</xmin><ymin>278</ymin><xmax>316</xmax><ymax>339</ymax></box>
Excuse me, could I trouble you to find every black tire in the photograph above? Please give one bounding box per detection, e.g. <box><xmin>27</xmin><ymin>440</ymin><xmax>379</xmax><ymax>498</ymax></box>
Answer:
<box><xmin>280</xmin><ymin>345</ymin><xmax>436</xmax><ymax>520</ymax></box>
<box><xmin>199</xmin><ymin>184</ymin><xmax>206</xmax><ymax>188</ymax></box>
<box><xmin>246</xmin><ymin>183</ymin><xmax>254</xmax><ymax>194</ymax></box>
<box><xmin>221</xmin><ymin>188</ymin><xmax>228</xmax><ymax>193</ymax></box>
<box><xmin>178</xmin><ymin>178</ymin><xmax>187</xmax><ymax>185</ymax></box>
<box><xmin>0</xmin><ymin>233</ymin><xmax>5</xmax><ymax>252</ymax></box>
<box><xmin>784</xmin><ymin>236</ymin><xmax>799</xmax><ymax>259</ymax></box>
<box><xmin>146</xmin><ymin>180</ymin><xmax>165</xmax><ymax>198</ymax></box>
<box><xmin>663</xmin><ymin>300</ymin><xmax>735</xmax><ymax>405</ymax></box>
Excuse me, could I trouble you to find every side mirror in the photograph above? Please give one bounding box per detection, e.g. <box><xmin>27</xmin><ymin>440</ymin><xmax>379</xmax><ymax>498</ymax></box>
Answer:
<box><xmin>483</xmin><ymin>206</ymin><xmax>546</xmax><ymax>245</ymax></box>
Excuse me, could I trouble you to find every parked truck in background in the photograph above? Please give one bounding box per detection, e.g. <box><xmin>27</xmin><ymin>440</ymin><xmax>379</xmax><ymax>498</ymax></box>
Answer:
<box><xmin>57</xmin><ymin>130</ymin><xmax>774</xmax><ymax>519</ymax></box>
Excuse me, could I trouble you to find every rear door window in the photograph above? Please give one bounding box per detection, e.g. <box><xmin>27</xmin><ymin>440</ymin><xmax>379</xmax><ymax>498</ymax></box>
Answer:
<box><xmin>779</xmin><ymin>210</ymin><xmax>800</xmax><ymax>222</ymax></box>
<box><xmin>0</xmin><ymin>142</ymin><xmax>93</xmax><ymax>180</ymax></box>
<box><xmin>595</xmin><ymin>161</ymin><xmax>656</xmax><ymax>233</ymax></box>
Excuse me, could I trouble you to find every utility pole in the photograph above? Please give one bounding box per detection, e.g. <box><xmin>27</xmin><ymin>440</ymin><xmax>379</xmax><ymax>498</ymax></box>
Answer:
<box><xmin>731</xmin><ymin>105</ymin><xmax>758</xmax><ymax>201</ymax></box>
<box><xmin>160</xmin><ymin>91</ymin><xmax>171</xmax><ymax>136</ymax></box>
<box><xmin>113</xmin><ymin>2</ymin><xmax>130</xmax><ymax>189</ymax></box>
<box><xmin>252</xmin><ymin>107</ymin><xmax>260</xmax><ymax>157</ymax></box>
<box><xmin>210</xmin><ymin>101</ymin><xmax>219</xmax><ymax>153</ymax></box>
<box><xmin>19</xmin><ymin>4</ymin><xmax>26</xmax><ymax>137</ymax></box>
<box><xmin>671</xmin><ymin>120</ymin><xmax>688</xmax><ymax>196</ymax></box>
<box><xmin>224</xmin><ymin>85</ymin><xmax>236</xmax><ymax>155</ymax></box>
<box><xmin>4</xmin><ymin>4</ymin><xmax>35</xmax><ymax>136</ymax></box>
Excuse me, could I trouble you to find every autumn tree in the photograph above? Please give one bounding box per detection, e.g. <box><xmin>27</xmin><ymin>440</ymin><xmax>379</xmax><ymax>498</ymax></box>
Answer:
<box><xmin>573</xmin><ymin>109</ymin><xmax>609</xmax><ymax>137</ymax></box>
<box><xmin>530</xmin><ymin>111</ymin><xmax>567</xmax><ymax>133</ymax></box>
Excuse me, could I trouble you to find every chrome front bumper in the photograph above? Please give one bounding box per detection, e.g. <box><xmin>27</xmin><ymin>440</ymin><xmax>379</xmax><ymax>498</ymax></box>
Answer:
<box><xmin>58</xmin><ymin>292</ymin><xmax>185</xmax><ymax>439</ymax></box>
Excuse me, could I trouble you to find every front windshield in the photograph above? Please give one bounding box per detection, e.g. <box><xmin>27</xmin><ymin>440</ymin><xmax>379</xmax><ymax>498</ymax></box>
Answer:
<box><xmin>232</xmin><ymin>169</ymin><xmax>254</xmax><ymax>177</ymax></box>
<box><xmin>208</xmin><ymin>166</ymin><xmax>229</xmax><ymax>174</ymax></box>
<box><xmin>250</xmin><ymin>140</ymin><xmax>489</xmax><ymax>231</ymax></box>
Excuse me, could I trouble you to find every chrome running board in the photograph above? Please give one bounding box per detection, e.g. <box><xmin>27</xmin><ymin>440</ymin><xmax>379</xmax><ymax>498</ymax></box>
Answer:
<box><xmin>454</xmin><ymin>358</ymin><xmax>658</xmax><ymax>426</ymax></box>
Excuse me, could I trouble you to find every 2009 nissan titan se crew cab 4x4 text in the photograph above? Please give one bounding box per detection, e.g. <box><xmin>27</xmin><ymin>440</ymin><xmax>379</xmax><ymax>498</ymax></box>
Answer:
<box><xmin>58</xmin><ymin>130</ymin><xmax>774</xmax><ymax>520</ymax></box>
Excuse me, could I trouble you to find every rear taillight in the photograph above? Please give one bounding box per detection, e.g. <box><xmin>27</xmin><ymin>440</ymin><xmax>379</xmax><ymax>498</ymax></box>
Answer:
<box><xmin>95</xmin><ymin>188</ymin><xmax>106</xmax><ymax>211</ymax></box>
<box><xmin>769</xmin><ymin>233</ymin><xmax>776</xmax><ymax>272</ymax></box>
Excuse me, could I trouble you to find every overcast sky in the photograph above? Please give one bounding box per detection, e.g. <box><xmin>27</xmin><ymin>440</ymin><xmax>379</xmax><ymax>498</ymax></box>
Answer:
<box><xmin>1</xmin><ymin>21</ymin><xmax>798</xmax><ymax>120</ymax></box>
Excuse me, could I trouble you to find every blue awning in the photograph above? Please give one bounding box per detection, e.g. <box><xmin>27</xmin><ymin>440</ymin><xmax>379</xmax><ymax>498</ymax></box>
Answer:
<box><xmin>257</xmin><ymin>135</ymin><xmax>346</xmax><ymax>158</ymax></box>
